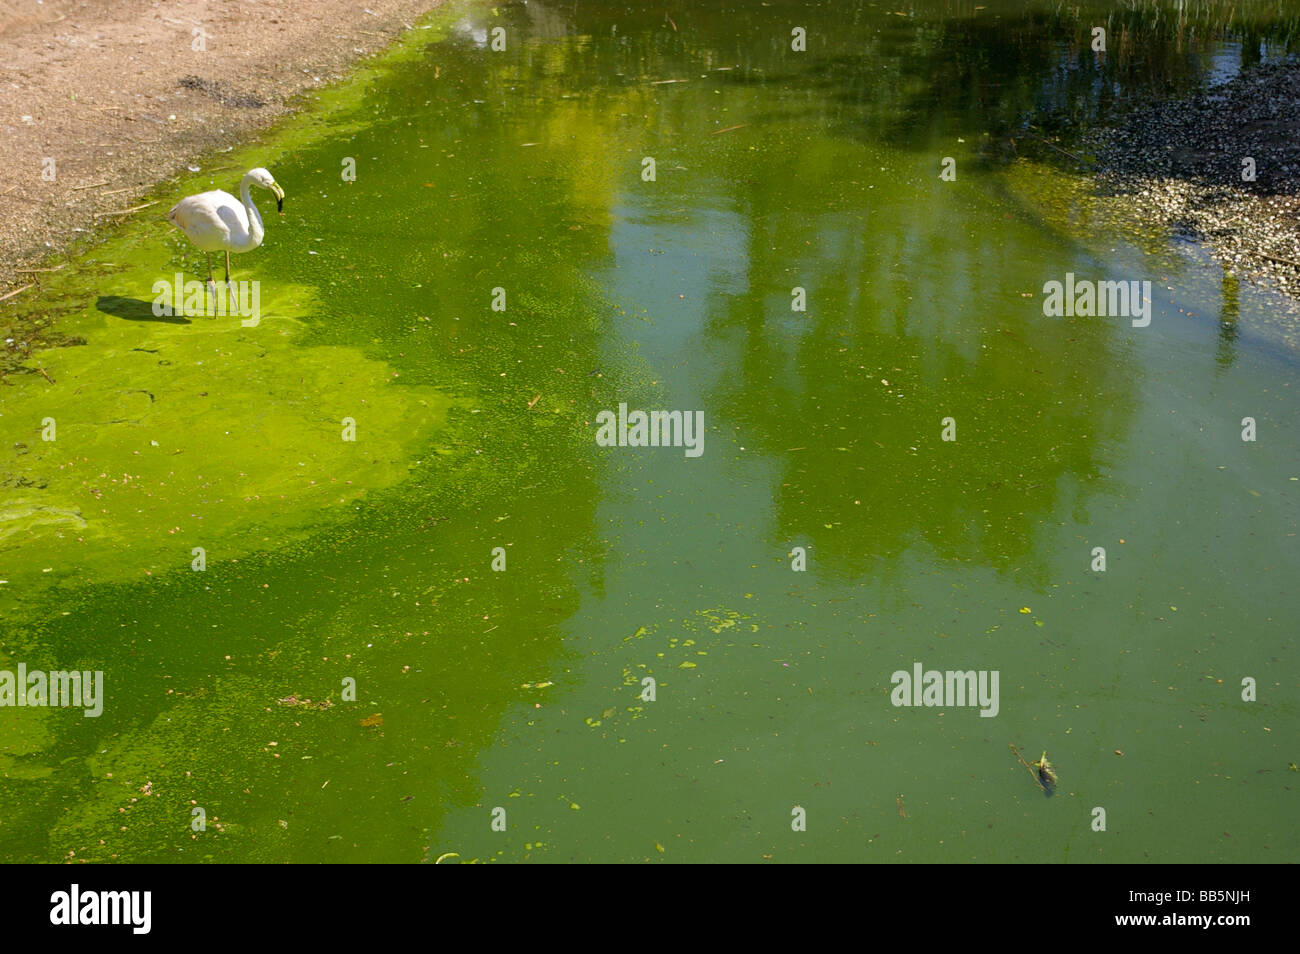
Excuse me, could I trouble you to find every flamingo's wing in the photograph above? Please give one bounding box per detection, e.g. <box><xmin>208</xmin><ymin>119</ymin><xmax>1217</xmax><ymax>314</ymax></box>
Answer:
<box><xmin>168</xmin><ymin>191</ymin><xmax>244</xmax><ymax>251</ymax></box>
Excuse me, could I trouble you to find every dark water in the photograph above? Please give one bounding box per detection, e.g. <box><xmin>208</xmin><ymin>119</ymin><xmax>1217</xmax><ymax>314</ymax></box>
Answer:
<box><xmin>0</xmin><ymin>0</ymin><xmax>1296</xmax><ymax>862</ymax></box>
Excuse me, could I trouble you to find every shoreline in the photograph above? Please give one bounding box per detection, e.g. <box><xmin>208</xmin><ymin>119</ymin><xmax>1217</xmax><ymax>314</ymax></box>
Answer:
<box><xmin>1081</xmin><ymin>59</ymin><xmax>1300</xmax><ymax>310</ymax></box>
<box><xmin>0</xmin><ymin>0</ymin><xmax>447</xmax><ymax>292</ymax></box>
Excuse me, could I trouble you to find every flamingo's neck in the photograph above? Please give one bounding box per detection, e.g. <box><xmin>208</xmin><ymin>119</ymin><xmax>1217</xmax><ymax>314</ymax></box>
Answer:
<box><xmin>240</xmin><ymin>175</ymin><xmax>265</xmax><ymax>249</ymax></box>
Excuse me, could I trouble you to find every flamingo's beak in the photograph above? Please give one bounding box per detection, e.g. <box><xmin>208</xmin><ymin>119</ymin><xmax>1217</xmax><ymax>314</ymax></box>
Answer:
<box><xmin>271</xmin><ymin>182</ymin><xmax>285</xmax><ymax>213</ymax></box>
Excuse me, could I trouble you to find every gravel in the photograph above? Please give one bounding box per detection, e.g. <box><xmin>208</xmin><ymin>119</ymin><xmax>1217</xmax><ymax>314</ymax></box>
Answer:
<box><xmin>1084</xmin><ymin>59</ymin><xmax>1300</xmax><ymax>302</ymax></box>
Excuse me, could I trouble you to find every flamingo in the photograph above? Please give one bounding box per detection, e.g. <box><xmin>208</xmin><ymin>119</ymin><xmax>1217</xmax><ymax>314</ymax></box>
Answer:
<box><xmin>167</xmin><ymin>167</ymin><xmax>285</xmax><ymax>288</ymax></box>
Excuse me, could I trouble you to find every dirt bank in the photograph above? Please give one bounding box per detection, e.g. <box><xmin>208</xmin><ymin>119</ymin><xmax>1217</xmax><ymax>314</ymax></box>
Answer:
<box><xmin>0</xmin><ymin>0</ymin><xmax>447</xmax><ymax>294</ymax></box>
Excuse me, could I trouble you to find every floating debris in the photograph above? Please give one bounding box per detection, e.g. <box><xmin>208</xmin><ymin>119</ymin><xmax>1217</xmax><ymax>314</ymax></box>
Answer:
<box><xmin>1010</xmin><ymin>743</ymin><xmax>1057</xmax><ymax>797</ymax></box>
<box><xmin>277</xmin><ymin>695</ymin><xmax>333</xmax><ymax>710</ymax></box>
<box><xmin>1034</xmin><ymin>751</ymin><xmax>1059</xmax><ymax>794</ymax></box>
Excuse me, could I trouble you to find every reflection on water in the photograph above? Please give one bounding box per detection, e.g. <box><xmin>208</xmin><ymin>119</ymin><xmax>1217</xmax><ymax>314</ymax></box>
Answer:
<box><xmin>0</xmin><ymin>0</ymin><xmax>1296</xmax><ymax>862</ymax></box>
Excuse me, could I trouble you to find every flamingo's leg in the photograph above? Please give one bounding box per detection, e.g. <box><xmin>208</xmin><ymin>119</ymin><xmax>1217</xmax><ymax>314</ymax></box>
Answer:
<box><xmin>224</xmin><ymin>250</ymin><xmax>233</xmax><ymax>288</ymax></box>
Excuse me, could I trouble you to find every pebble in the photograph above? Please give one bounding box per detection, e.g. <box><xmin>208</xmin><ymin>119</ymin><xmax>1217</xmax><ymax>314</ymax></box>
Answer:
<box><xmin>1085</xmin><ymin>59</ymin><xmax>1300</xmax><ymax>306</ymax></box>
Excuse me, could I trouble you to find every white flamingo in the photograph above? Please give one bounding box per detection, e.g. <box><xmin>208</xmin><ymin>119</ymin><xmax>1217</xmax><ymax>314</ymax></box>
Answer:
<box><xmin>167</xmin><ymin>167</ymin><xmax>285</xmax><ymax>288</ymax></box>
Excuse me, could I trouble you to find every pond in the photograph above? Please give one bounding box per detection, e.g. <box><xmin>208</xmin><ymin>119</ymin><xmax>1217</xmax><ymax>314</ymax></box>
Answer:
<box><xmin>0</xmin><ymin>0</ymin><xmax>1296</xmax><ymax>862</ymax></box>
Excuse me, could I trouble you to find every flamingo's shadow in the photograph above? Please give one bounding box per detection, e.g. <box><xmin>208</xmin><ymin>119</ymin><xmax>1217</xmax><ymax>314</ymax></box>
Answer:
<box><xmin>96</xmin><ymin>296</ymin><xmax>192</xmax><ymax>324</ymax></box>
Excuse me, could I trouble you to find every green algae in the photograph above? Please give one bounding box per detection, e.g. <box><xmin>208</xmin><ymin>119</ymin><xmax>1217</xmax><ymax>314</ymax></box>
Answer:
<box><xmin>0</xmin><ymin>267</ymin><xmax>458</xmax><ymax>615</ymax></box>
<box><xmin>0</xmin><ymin>709</ymin><xmax>53</xmax><ymax>781</ymax></box>
<box><xmin>0</xmin><ymin>1</ymin><xmax>628</xmax><ymax>862</ymax></box>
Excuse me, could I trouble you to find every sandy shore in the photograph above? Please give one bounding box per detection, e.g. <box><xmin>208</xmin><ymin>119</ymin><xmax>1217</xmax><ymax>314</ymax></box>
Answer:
<box><xmin>0</xmin><ymin>0</ymin><xmax>446</xmax><ymax>292</ymax></box>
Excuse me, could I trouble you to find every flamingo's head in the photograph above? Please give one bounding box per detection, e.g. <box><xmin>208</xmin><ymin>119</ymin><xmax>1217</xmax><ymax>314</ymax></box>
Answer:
<box><xmin>248</xmin><ymin>167</ymin><xmax>285</xmax><ymax>212</ymax></box>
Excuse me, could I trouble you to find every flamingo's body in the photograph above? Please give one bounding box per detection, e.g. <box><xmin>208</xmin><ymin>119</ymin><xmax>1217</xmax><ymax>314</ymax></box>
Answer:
<box><xmin>168</xmin><ymin>167</ymin><xmax>284</xmax><ymax>287</ymax></box>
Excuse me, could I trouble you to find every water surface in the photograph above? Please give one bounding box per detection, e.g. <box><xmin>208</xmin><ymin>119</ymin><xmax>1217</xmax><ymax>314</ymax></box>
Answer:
<box><xmin>0</xmin><ymin>0</ymin><xmax>1296</xmax><ymax>862</ymax></box>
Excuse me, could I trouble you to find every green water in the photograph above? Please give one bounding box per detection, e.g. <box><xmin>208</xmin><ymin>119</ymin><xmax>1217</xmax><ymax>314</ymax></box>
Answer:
<box><xmin>1</xmin><ymin>0</ymin><xmax>1297</xmax><ymax>862</ymax></box>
